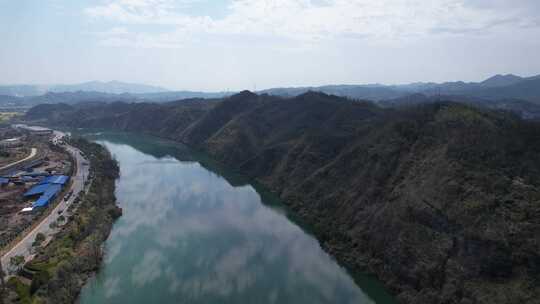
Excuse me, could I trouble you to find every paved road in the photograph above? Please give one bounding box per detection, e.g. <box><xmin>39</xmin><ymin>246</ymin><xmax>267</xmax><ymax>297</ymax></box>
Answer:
<box><xmin>0</xmin><ymin>147</ymin><xmax>37</xmax><ymax>171</ymax></box>
<box><xmin>1</xmin><ymin>131</ymin><xmax>89</xmax><ymax>275</ymax></box>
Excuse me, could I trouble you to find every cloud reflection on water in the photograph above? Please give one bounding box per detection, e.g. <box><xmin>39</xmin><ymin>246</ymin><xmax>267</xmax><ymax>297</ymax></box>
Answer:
<box><xmin>82</xmin><ymin>141</ymin><xmax>375</xmax><ymax>304</ymax></box>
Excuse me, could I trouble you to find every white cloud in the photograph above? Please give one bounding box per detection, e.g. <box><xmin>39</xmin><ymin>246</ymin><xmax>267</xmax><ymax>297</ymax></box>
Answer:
<box><xmin>85</xmin><ymin>0</ymin><xmax>539</xmax><ymax>49</ymax></box>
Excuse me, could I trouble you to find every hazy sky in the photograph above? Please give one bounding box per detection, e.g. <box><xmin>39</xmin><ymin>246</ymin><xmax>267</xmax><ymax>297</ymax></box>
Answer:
<box><xmin>1</xmin><ymin>0</ymin><xmax>540</xmax><ymax>91</ymax></box>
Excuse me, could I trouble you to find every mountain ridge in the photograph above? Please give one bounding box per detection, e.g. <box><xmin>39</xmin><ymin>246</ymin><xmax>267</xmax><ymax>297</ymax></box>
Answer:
<box><xmin>2</xmin><ymin>73</ymin><xmax>540</xmax><ymax>103</ymax></box>
<box><xmin>260</xmin><ymin>75</ymin><xmax>540</xmax><ymax>103</ymax></box>
<box><xmin>0</xmin><ymin>80</ymin><xmax>168</xmax><ymax>97</ymax></box>
<box><xmin>49</xmin><ymin>80</ymin><xmax>168</xmax><ymax>94</ymax></box>
<box><xmin>480</xmin><ymin>74</ymin><xmax>524</xmax><ymax>87</ymax></box>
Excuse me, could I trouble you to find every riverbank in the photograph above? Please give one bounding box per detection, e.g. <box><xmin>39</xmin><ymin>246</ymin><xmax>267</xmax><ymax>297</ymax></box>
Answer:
<box><xmin>77</xmin><ymin>133</ymin><xmax>395</xmax><ymax>303</ymax></box>
<box><xmin>4</xmin><ymin>138</ymin><xmax>121</xmax><ymax>304</ymax></box>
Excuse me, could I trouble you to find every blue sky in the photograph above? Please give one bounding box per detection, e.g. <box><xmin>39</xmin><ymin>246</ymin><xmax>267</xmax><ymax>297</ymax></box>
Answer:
<box><xmin>1</xmin><ymin>0</ymin><xmax>540</xmax><ymax>91</ymax></box>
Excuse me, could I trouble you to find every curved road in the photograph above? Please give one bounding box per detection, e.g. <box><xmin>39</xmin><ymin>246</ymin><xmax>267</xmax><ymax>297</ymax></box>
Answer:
<box><xmin>0</xmin><ymin>147</ymin><xmax>37</xmax><ymax>171</ymax></box>
<box><xmin>1</xmin><ymin>131</ymin><xmax>89</xmax><ymax>275</ymax></box>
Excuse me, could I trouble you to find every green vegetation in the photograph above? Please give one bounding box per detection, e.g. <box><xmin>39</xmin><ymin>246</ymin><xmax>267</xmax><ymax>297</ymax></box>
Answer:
<box><xmin>0</xmin><ymin>112</ymin><xmax>19</xmax><ymax>123</ymax></box>
<box><xmin>31</xmin><ymin>233</ymin><xmax>45</xmax><ymax>248</ymax></box>
<box><xmin>8</xmin><ymin>256</ymin><xmax>25</xmax><ymax>275</ymax></box>
<box><xmin>7</xmin><ymin>277</ymin><xmax>31</xmax><ymax>304</ymax></box>
<box><xmin>6</xmin><ymin>138</ymin><xmax>120</xmax><ymax>304</ymax></box>
<box><xmin>25</xmin><ymin>92</ymin><xmax>540</xmax><ymax>304</ymax></box>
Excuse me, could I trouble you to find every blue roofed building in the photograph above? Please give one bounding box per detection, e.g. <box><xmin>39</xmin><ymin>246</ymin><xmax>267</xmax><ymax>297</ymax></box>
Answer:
<box><xmin>24</xmin><ymin>175</ymin><xmax>70</xmax><ymax>209</ymax></box>
<box><xmin>38</xmin><ymin>175</ymin><xmax>69</xmax><ymax>185</ymax></box>
<box><xmin>37</xmin><ymin>176</ymin><xmax>53</xmax><ymax>184</ymax></box>
<box><xmin>32</xmin><ymin>184</ymin><xmax>62</xmax><ymax>208</ymax></box>
<box><xmin>24</xmin><ymin>183</ymin><xmax>51</xmax><ymax>197</ymax></box>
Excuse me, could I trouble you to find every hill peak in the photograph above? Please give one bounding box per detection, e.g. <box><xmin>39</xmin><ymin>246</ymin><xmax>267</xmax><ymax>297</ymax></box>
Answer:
<box><xmin>481</xmin><ymin>74</ymin><xmax>523</xmax><ymax>87</ymax></box>
<box><xmin>229</xmin><ymin>90</ymin><xmax>258</xmax><ymax>100</ymax></box>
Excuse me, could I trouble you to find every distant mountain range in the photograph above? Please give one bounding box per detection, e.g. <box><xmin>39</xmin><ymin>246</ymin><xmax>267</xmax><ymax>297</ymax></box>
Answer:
<box><xmin>260</xmin><ymin>73</ymin><xmax>540</xmax><ymax>102</ymax></box>
<box><xmin>1</xmin><ymin>74</ymin><xmax>540</xmax><ymax>111</ymax></box>
<box><xmin>0</xmin><ymin>81</ymin><xmax>168</xmax><ymax>96</ymax></box>
<box><xmin>0</xmin><ymin>90</ymin><xmax>231</xmax><ymax>109</ymax></box>
<box><xmin>49</xmin><ymin>80</ymin><xmax>168</xmax><ymax>95</ymax></box>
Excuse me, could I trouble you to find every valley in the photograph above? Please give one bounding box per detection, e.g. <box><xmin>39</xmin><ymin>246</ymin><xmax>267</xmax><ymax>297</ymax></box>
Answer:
<box><xmin>77</xmin><ymin>132</ymin><xmax>396</xmax><ymax>304</ymax></box>
<box><xmin>4</xmin><ymin>1</ymin><xmax>540</xmax><ymax>303</ymax></box>
<box><xmin>26</xmin><ymin>91</ymin><xmax>540</xmax><ymax>303</ymax></box>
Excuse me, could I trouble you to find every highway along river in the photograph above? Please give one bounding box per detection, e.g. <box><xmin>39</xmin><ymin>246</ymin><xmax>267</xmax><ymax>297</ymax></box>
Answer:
<box><xmin>78</xmin><ymin>132</ymin><xmax>396</xmax><ymax>304</ymax></box>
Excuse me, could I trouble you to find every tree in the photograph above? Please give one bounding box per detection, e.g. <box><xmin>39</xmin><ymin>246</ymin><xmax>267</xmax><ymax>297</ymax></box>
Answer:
<box><xmin>0</xmin><ymin>260</ymin><xmax>5</xmax><ymax>304</ymax></box>
<box><xmin>30</xmin><ymin>270</ymin><xmax>50</xmax><ymax>295</ymax></box>
<box><xmin>9</xmin><ymin>255</ymin><xmax>25</xmax><ymax>275</ymax></box>
<box><xmin>32</xmin><ymin>233</ymin><xmax>46</xmax><ymax>247</ymax></box>
<box><xmin>88</xmin><ymin>234</ymin><xmax>102</xmax><ymax>268</ymax></box>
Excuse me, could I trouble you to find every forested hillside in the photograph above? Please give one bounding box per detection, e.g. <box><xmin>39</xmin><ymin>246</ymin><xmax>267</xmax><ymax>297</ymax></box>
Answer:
<box><xmin>25</xmin><ymin>92</ymin><xmax>540</xmax><ymax>304</ymax></box>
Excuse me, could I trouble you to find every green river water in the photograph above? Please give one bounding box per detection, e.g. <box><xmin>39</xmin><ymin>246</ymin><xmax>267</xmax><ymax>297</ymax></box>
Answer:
<box><xmin>78</xmin><ymin>132</ymin><xmax>396</xmax><ymax>304</ymax></box>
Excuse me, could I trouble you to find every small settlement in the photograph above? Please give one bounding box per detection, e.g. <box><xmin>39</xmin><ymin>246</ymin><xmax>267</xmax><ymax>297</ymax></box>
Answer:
<box><xmin>0</xmin><ymin>124</ymin><xmax>72</xmax><ymax>250</ymax></box>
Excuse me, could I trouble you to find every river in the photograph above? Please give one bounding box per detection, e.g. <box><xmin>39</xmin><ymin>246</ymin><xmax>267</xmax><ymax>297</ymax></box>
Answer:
<box><xmin>78</xmin><ymin>132</ymin><xmax>396</xmax><ymax>304</ymax></box>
